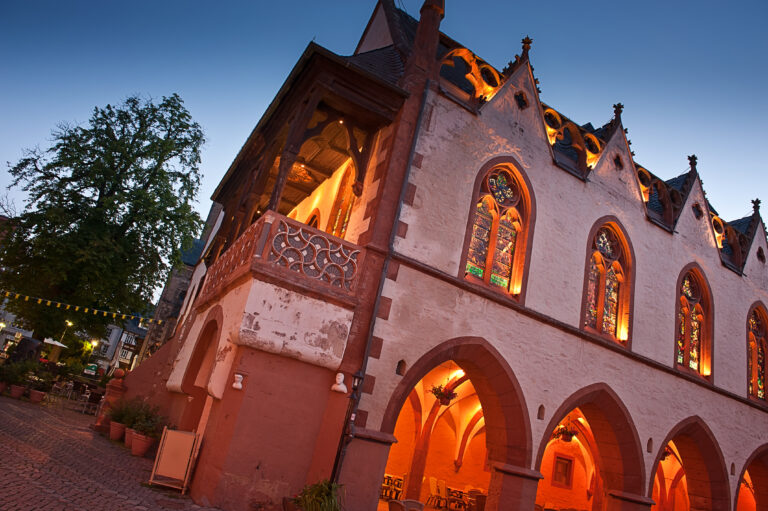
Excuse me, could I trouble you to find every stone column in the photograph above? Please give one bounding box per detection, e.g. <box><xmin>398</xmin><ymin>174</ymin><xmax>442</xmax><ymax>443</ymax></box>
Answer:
<box><xmin>487</xmin><ymin>462</ymin><xmax>542</xmax><ymax>510</ymax></box>
<box><xmin>607</xmin><ymin>490</ymin><xmax>655</xmax><ymax>511</ymax></box>
<box><xmin>337</xmin><ymin>428</ymin><xmax>396</xmax><ymax>511</ymax></box>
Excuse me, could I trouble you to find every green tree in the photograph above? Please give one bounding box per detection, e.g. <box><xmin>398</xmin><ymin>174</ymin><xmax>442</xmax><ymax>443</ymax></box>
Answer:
<box><xmin>0</xmin><ymin>94</ymin><xmax>204</xmax><ymax>339</ymax></box>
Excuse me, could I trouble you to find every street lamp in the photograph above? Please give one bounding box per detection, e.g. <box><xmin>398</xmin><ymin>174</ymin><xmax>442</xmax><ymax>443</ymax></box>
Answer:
<box><xmin>59</xmin><ymin>320</ymin><xmax>73</xmax><ymax>344</ymax></box>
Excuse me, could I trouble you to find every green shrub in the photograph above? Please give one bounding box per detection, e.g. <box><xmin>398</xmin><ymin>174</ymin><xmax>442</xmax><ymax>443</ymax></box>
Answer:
<box><xmin>292</xmin><ymin>480</ymin><xmax>343</xmax><ymax>511</ymax></box>
<box><xmin>131</xmin><ymin>402</ymin><xmax>165</xmax><ymax>438</ymax></box>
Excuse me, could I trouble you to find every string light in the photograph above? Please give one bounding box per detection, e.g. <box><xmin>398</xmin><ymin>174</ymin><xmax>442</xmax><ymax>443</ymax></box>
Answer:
<box><xmin>0</xmin><ymin>289</ymin><xmax>162</xmax><ymax>325</ymax></box>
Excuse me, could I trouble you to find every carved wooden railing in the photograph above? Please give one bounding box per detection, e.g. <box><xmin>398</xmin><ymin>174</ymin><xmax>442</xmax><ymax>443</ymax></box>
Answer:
<box><xmin>198</xmin><ymin>211</ymin><xmax>362</xmax><ymax>305</ymax></box>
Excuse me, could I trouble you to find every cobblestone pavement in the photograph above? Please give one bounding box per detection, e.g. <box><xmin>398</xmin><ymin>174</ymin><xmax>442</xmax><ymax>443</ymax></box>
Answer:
<box><xmin>0</xmin><ymin>396</ymin><xmax>221</xmax><ymax>511</ymax></box>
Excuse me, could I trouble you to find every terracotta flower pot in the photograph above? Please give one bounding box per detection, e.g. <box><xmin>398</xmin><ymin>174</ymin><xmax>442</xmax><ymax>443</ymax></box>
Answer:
<box><xmin>0</xmin><ymin>382</ymin><xmax>7</xmax><ymax>394</ymax></box>
<box><xmin>29</xmin><ymin>390</ymin><xmax>46</xmax><ymax>403</ymax></box>
<box><xmin>109</xmin><ymin>421</ymin><xmax>126</xmax><ymax>441</ymax></box>
<box><xmin>124</xmin><ymin>428</ymin><xmax>135</xmax><ymax>448</ymax></box>
<box><xmin>10</xmin><ymin>385</ymin><xmax>25</xmax><ymax>399</ymax></box>
<box><xmin>131</xmin><ymin>432</ymin><xmax>155</xmax><ymax>457</ymax></box>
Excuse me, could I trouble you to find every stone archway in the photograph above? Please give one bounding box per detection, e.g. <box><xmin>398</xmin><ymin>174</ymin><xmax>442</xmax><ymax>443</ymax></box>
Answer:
<box><xmin>535</xmin><ymin>383</ymin><xmax>648</xmax><ymax>510</ymax></box>
<box><xmin>377</xmin><ymin>336</ymin><xmax>536</xmax><ymax>510</ymax></box>
<box><xmin>649</xmin><ymin>416</ymin><xmax>730</xmax><ymax>511</ymax></box>
<box><xmin>178</xmin><ymin>306</ymin><xmax>222</xmax><ymax>431</ymax></box>
<box><xmin>735</xmin><ymin>443</ymin><xmax>768</xmax><ymax>510</ymax></box>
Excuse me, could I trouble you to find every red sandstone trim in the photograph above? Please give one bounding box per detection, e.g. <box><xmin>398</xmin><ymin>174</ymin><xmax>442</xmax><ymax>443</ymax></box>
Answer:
<box><xmin>490</xmin><ymin>462</ymin><xmax>543</xmax><ymax>480</ymax></box>
<box><xmin>607</xmin><ymin>490</ymin><xmax>655</xmax><ymax>505</ymax></box>
<box><xmin>389</xmin><ymin>250</ymin><xmax>768</xmax><ymax>414</ymax></box>
<box><xmin>386</xmin><ymin>261</ymin><xmax>400</xmax><ymax>281</ymax></box>
<box><xmin>395</xmin><ymin>221</ymin><xmax>408</xmax><ymax>239</ymax></box>
<box><xmin>578</xmin><ymin>215</ymin><xmax>637</xmax><ymax>349</ymax></box>
<box><xmin>369</xmin><ymin>336</ymin><xmax>384</xmax><ymax>359</ymax></box>
<box><xmin>361</xmin><ymin>374</ymin><xmax>376</xmax><ymax>395</ymax></box>
<box><xmin>412</xmin><ymin>152</ymin><xmax>423</xmax><ymax>168</ymax></box>
<box><xmin>377</xmin><ymin>296</ymin><xmax>392</xmax><ymax>320</ymax></box>
<box><xmin>733</xmin><ymin>442</ymin><xmax>768</xmax><ymax>510</ymax></box>
<box><xmin>647</xmin><ymin>415</ymin><xmax>730</xmax><ymax>505</ymax></box>
<box><xmin>380</xmin><ymin>336</ymin><xmax>533</xmax><ymax>468</ymax></box>
<box><xmin>673</xmin><ymin>262</ymin><xmax>715</xmax><ymax>383</ymax></box>
<box><xmin>534</xmin><ymin>382</ymin><xmax>646</xmax><ymax>496</ymax></box>
<box><xmin>403</xmin><ymin>182</ymin><xmax>417</xmax><ymax>206</ymax></box>
<box><xmin>351</xmin><ymin>427</ymin><xmax>397</xmax><ymax>445</ymax></box>
<box><xmin>457</xmin><ymin>156</ymin><xmax>537</xmax><ymax>305</ymax></box>
<box><xmin>354</xmin><ymin>409</ymin><xmax>368</xmax><ymax>429</ymax></box>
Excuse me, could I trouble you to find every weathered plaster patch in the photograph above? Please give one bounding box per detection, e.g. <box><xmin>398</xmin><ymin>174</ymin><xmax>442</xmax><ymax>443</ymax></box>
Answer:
<box><xmin>238</xmin><ymin>280</ymin><xmax>353</xmax><ymax>370</ymax></box>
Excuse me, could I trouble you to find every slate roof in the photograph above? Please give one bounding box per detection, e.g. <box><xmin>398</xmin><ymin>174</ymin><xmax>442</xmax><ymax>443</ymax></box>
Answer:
<box><xmin>729</xmin><ymin>215</ymin><xmax>753</xmax><ymax>235</ymax></box>
<box><xmin>346</xmin><ymin>46</ymin><xmax>405</xmax><ymax>86</ymax></box>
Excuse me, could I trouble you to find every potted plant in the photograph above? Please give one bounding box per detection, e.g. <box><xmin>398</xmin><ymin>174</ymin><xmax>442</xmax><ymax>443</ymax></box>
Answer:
<box><xmin>130</xmin><ymin>403</ymin><xmax>163</xmax><ymax>457</ymax></box>
<box><xmin>551</xmin><ymin>424</ymin><xmax>577</xmax><ymax>443</ymax></box>
<box><xmin>122</xmin><ymin>399</ymin><xmax>142</xmax><ymax>449</ymax></box>
<box><xmin>4</xmin><ymin>363</ymin><xmax>29</xmax><ymax>399</ymax></box>
<box><xmin>107</xmin><ymin>400</ymin><xmax>130</xmax><ymax>441</ymax></box>
<box><xmin>29</xmin><ymin>371</ymin><xmax>53</xmax><ymax>404</ymax></box>
<box><xmin>430</xmin><ymin>384</ymin><xmax>458</xmax><ymax>406</ymax></box>
<box><xmin>290</xmin><ymin>479</ymin><xmax>343</xmax><ymax>511</ymax></box>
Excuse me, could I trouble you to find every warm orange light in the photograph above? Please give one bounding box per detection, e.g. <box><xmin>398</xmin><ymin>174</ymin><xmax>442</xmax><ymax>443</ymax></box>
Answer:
<box><xmin>618</xmin><ymin>324</ymin><xmax>629</xmax><ymax>342</ymax></box>
<box><xmin>450</xmin><ymin>369</ymin><xmax>465</xmax><ymax>381</ymax></box>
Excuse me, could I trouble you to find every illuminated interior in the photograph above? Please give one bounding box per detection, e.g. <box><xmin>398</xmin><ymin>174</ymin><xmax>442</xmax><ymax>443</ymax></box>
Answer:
<box><xmin>380</xmin><ymin>362</ymin><xmax>490</xmax><ymax>508</ymax></box>
<box><xmin>736</xmin><ymin>470</ymin><xmax>756</xmax><ymax>511</ymax></box>
<box><xmin>651</xmin><ymin>442</ymin><xmax>689</xmax><ymax>511</ymax></box>
<box><xmin>535</xmin><ymin>409</ymin><xmax>601</xmax><ymax>511</ymax></box>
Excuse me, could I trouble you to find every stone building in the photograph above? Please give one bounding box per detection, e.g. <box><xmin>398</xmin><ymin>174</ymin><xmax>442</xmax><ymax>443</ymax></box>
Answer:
<box><xmin>119</xmin><ymin>1</ymin><xmax>768</xmax><ymax>510</ymax></box>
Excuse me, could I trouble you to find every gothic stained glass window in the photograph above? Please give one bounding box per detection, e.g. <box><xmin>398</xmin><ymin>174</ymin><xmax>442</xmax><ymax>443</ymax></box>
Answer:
<box><xmin>676</xmin><ymin>270</ymin><xmax>709</xmax><ymax>377</ymax></box>
<box><xmin>584</xmin><ymin>257</ymin><xmax>600</xmax><ymax>329</ymax></box>
<box><xmin>583</xmin><ymin>226</ymin><xmax>627</xmax><ymax>343</ymax></box>
<box><xmin>602</xmin><ymin>267</ymin><xmax>620</xmax><ymax>337</ymax></box>
<box><xmin>464</xmin><ymin>168</ymin><xmax>525</xmax><ymax>295</ymax></box>
<box><xmin>327</xmin><ymin>166</ymin><xmax>355</xmax><ymax>239</ymax></box>
<box><xmin>748</xmin><ymin>309</ymin><xmax>767</xmax><ymax>400</ymax></box>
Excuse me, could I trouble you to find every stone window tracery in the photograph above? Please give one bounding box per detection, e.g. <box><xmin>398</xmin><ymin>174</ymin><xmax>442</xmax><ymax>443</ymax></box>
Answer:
<box><xmin>675</xmin><ymin>269</ymin><xmax>711</xmax><ymax>377</ymax></box>
<box><xmin>464</xmin><ymin>166</ymin><xmax>528</xmax><ymax>296</ymax></box>
<box><xmin>748</xmin><ymin>307</ymin><xmax>767</xmax><ymax>400</ymax></box>
<box><xmin>583</xmin><ymin>226</ymin><xmax>628</xmax><ymax>342</ymax></box>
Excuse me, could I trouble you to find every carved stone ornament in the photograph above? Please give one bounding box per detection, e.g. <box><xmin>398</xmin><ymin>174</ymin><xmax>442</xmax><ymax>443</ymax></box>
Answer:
<box><xmin>331</xmin><ymin>372</ymin><xmax>348</xmax><ymax>393</ymax></box>
<box><xmin>232</xmin><ymin>373</ymin><xmax>244</xmax><ymax>390</ymax></box>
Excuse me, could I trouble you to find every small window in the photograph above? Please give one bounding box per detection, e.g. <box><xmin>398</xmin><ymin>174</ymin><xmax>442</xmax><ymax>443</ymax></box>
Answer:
<box><xmin>552</xmin><ymin>455</ymin><xmax>573</xmax><ymax>489</ymax></box>
<box><xmin>758</xmin><ymin>247</ymin><xmax>766</xmax><ymax>264</ymax></box>
<box><xmin>692</xmin><ymin>203</ymin><xmax>704</xmax><ymax>219</ymax></box>
<box><xmin>613</xmin><ymin>155</ymin><xmax>623</xmax><ymax>170</ymax></box>
<box><xmin>514</xmin><ymin>91</ymin><xmax>528</xmax><ymax>109</ymax></box>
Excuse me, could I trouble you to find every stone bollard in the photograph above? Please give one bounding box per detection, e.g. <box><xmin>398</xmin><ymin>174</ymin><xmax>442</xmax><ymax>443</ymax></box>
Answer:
<box><xmin>92</xmin><ymin>369</ymin><xmax>126</xmax><ymax>433</ymax></box>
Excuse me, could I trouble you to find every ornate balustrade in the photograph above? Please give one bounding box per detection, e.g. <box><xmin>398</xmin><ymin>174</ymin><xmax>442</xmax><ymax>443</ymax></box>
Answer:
<box><xmin>197</xmin><ymin>211</ymin><xmax>363</xmax><ymax>307</ymax></box>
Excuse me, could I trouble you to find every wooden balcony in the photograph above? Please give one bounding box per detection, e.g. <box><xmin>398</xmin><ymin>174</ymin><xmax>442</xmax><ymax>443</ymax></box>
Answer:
<box><xmin>197</xmin><ymin>211</ymin><xmax>364</xmax><ymax>308</ymax></box>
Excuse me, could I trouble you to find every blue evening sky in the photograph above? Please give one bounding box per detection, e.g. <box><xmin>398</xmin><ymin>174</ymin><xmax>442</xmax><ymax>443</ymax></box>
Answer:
<box><xmin>1</xmin><ymin>1</ymin><xmax>766</xmax><ymax>223</ymax></box>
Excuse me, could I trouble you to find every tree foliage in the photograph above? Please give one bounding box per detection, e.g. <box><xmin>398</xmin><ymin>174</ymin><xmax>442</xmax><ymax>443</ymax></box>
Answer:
<box><xmin>0</xmin><ymin>94</ymin><xmax>204</xmax><ymax>338</ymax></box>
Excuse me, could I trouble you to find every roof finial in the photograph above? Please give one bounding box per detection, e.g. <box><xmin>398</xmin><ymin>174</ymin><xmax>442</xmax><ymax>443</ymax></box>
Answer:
<box><xmin>688</xmin><ymin>154</ymin><xmax>697</xmax><ymax>172</ymax></box>
<box><xmin>753</xmin><ymin>198</ymin><xmax>761</xmax><ymax>213</ymax></box>
<box><xmin>521</xmin><ymin>36</ymin><xmax>532</xmax><ymax>59</ymax></box>
<box><xmin>613</xmin><ymin>103</ymin><xmax>623</xmax><ymax>120</ymax></box>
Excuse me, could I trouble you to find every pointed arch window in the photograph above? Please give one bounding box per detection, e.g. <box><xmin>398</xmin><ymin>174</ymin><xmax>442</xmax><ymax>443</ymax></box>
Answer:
<box><xmin>748</xmin><ymin>307</ymin><xmax>767</xmax><ymax>400</ymax></box>
<box><xmin>583</xmin><ymin>226</ymin><xmax>629</xmax><ymax>342</ymax></box>
<box><xmin>464</xmin><ymin>167</ymin><xmax>528</xmax><ymax>295</ymax></box>
<box><xmin>675</xmin><ymin>270</ymin><xmax>711</xmax><ymax>377</ymax></box>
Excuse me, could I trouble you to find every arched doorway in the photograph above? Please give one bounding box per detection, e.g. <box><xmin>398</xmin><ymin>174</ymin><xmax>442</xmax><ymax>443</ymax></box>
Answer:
<box><xmin>649</xmin><ymin>417</ymin><xmax>729</xmax><ymax>510</ymax></box>
<box><xmin>379</xmin><ymin>337</ymin><xmax>533</xmax><ymax>511</ymax></box>
<box><xmin>179</xmin><ymin>317</ymin><xmax>220</xmax><ymax>431</ymax></box>
<box><xmin>535</xmin><ymin>384</ymin><xmax>646</xmax><ymax>510</ymax></box>
<box><xmin>735</xmin><ymin>444</ymin><xmax>768</xmax><ymax>510</ymax></box>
